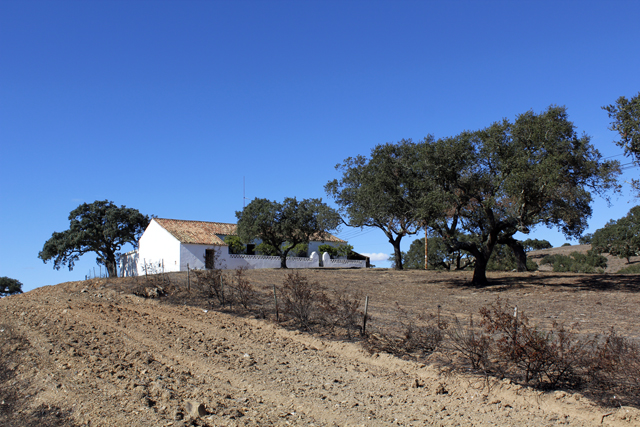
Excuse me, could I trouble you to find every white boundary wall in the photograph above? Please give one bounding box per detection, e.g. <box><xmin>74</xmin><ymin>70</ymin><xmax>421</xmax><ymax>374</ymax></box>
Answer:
<box><xmin>119</xmin><ymin>251</ymin><xmax>139</xmax><ymax>277</ymax></box>
<box><xmin>119</xmin><ymin>238</ymin><xmax>365</xmax><ymax>277</ymax></box>
<box><xmin>324</xmin><ymin>257</ymin><xmax>367</xmax><ymax>268</ymax></box>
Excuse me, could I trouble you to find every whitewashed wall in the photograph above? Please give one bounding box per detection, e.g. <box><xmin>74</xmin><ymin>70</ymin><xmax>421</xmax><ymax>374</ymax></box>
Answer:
<box><xmin>179</xmin><ymin>245</ymin><xmax>322</xmax><ymax>270</ymax></box>
<box><xmin>225</xmin><ymin>252</ymin><xmax>320</xmax><ymax>269</ymax></box>
<box><xmin>323</xmin><ymin>257</ymin><xmax>367</xmax><ymax>268</ymax></box>
<box><xmin>137</xmin><ymin>220</ymin><xmax>181</xmax><ymax>275</ymax></box>
<box><xmin>119</xmin><ymin>250</ymin><xmax>138</xmax><ymax>277</ymax></box>
<box><xmin>180</xmin><ymin>243</ymin><xmax>210</xmax><ymax>270</ymax></box>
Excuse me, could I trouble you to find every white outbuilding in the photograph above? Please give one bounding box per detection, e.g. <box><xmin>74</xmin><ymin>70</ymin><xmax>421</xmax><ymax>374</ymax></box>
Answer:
<box><xmin>119</xmin><ymin>218</ymin><xmax>366</xmax><ymax>276</ymax></box>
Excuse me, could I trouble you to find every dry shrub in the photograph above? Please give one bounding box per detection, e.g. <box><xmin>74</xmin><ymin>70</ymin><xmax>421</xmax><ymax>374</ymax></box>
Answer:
<box><xmin>193</xmin><ymin>269</ymin><xmax>225</xmax><ymax>305</ymax></box>
<box><xmin>226</xmin><ymin>267</ymin><xmax>257</xmax><ymax>310</ymax></box>
<box><xmin>586</xmin><ymin>328</ymin><xmax>640</xmax><ymax>403</ymax></box>
<box><xmin>279</xmin><ymin>271</ymin><xmax>326</xmax><ymax>330</ymax></box>
<box><xmin>479</xmin><ymin>298</ymin><xmax>589</xmax><ymax>387</ymax></box>
<box><xmin>323</xmin><ymin>289</ymin><xmax>363</xmax><ymax>339</ymax></box>
<box><xmin>446</xmin><ymin>315</ymin><xmax>491</xmax><ymax>370</ymax></box>
<box><xmin>364</xmin><ymin>304</ymin><xmax>443</xmax><ymax>358</ymax></box>
<box><xmin>363</xmin><ymin>327</ymin><xmax>406</xmax><ymax>355</ymax></box>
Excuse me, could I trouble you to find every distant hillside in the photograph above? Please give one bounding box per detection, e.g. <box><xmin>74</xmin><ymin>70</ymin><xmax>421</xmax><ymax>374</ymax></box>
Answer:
<box><xmin>529</xmin><ymin>244</ymin><xmax>640</xmax><ymax>273</ymax></box>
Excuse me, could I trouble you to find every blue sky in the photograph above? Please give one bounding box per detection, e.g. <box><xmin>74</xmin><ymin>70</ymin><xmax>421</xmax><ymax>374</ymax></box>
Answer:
<box><xmin>1</xmin><ymin>0</ymin><xmax>638</xmax><ymax>292</ymax></box>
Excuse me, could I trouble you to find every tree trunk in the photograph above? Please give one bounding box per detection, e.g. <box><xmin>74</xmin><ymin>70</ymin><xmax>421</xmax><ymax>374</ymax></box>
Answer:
<box><xmin>280</xmin><ymin>255</ymin><xmax>288</xmax><ymax>269</ymax></box>
<box><xmin>506</xmin><ymin>239</ymin><xmax>528</xmax><ymax>272</ymax></box>
<box><xmin>105</xmin><ymin>253</ymin><xmax>118</xmax><ymax>277</ymax></box>
<box><xmin>392</xmin><ymin>239</ymin><xmax>403</xmax><ymax>270</ymax></box>
<box><xmin>471</xmin><ymin>254</ymin><xmax>489</xmax><ymax>286</ymax></box>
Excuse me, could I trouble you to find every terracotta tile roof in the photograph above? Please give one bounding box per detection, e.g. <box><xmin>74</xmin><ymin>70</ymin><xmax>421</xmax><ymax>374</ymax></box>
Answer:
<box><xmin>310</xmin><ymin>231</ymin><xmax>347</xmax><ymax>243</ymax></box>
<box><xmin>154</xmin><ymin>218</ymin><xmax>236</xmax><ymax>246</ymax></box>
<box><xmin>154</xmin><ymin>218</ymin><xmax>346</xmax><ymax>245</ymax></box>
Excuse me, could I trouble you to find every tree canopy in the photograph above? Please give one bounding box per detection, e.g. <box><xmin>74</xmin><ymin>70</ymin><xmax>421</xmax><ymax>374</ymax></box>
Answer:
<box><xmin>418</xmin><ymin>106</ymin><xmax>620</xmax><ymax>285</ymax></box>
<box><xmin>0</xmin><ymin>277</ymin><xmax>23</xmax><ymax>297</ymax></box>
<box><xmin>325</xmin><ymin>139</ymin><xmax>430</xmax><ymax>269</ymax></box>
<box><xmin>603</xmin><ymin>93</ymin><xmax>640</xmax><ymax>194</ymax></box>
<box><xmin>235</xmin><ymin>197</ymin><xmax>341</xmax><ymax>268</ymax></box>
<box><xmin>38</xmin><ymin>200</ymin><xmax>150</xmax><ymax>277</ymax></box>
<box><xmin>522</xmin><ymin>238</ymin><xmax>553</xmax><ymax>252</ymax></box>
<box><xmin>590</xmin><ymin>206</ymin><xmax>640</xmax><ymax>263</ymax></box>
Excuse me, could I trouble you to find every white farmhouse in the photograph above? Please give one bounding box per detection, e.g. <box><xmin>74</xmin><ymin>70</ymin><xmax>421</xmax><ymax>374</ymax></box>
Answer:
<box><xmin>120</xmin><ymin>218</ymin><xmax>366</xmax><ymax>276</ymax></box>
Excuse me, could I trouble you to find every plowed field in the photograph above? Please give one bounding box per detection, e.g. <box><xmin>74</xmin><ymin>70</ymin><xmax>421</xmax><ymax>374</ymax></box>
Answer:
<box><xmin>2</xmin><ymin>266</ymin><xmax>640</xmax><ymax>426</ymax></box>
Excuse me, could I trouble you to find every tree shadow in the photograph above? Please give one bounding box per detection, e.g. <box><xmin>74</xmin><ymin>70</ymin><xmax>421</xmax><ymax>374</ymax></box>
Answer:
<box><xmin>469</xmin><ymin>274</ymin><xmax>640</xmax><ymax>293</ymax></box>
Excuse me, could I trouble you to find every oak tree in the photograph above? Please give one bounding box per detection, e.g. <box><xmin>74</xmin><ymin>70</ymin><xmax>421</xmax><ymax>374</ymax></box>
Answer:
<box><xmin>419</xmin><ymin>106</ymin><xmax>620</xmax><ymax>286</ymax></box>
<box><xmin>603</xmin><ymin>92</ymin><xmax>640</xmax><ymax>194</ymax></box>
<box><xmin>325</xmin><ymin>140</ymin><xmax>430</xmax><ymax>269</ymax></box>
<box><xmin>236</xmin><ymin>197</ymin><xmax>340</xmax><ymax>268</ymax></box>
<box><xmin>0</xmin><ymin>277</ymin><xmax>23</xmax><ymax>297</ymax></box>
<box><xmin>39</xmin><ymin>200</ymin><xmax>150</xmax><ymax>277</ymax></box>
<box><xmin>591</xmin><ymin>206</ymin><xmax>640</xmax><ymax>263</ymax></box>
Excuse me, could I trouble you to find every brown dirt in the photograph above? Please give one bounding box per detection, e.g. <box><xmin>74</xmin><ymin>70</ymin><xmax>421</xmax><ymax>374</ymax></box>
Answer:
<box><xmin>2</xmin><ymin>264</ymin><xmax>640</xmax><ymax>426</ymax></box>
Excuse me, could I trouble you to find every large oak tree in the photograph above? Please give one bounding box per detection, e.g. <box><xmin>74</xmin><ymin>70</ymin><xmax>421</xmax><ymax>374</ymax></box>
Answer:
<box><xmin>419</xmin><ymin>106</ymin><xmax>620</xmax><ymax>286</ymax></box>
<box><xmin>39</xmin><ymin>200</ymin><xmax>150</xmax><ymax>277</ymax></box>
<box><xmin>0</xmin><ymin>277</ymin><xmax>23</xmax><ymax>297</ymax></box>
<box><xmin>591</xmin><ymin>206</ymin><xmax>640</xmax><ymax>264</ymax></box>
<box><xmin>603</xmin><ymin>92</ymin><xmax>640</xmax><ymax>195</ymax></box>
<box><xmin>325</xmin><ymin>140</ymin><xmax>430</xmax><ymax>270</ymax></box>
<box><xmin>235</xmin><ymin>197</ymin><xmax>341</xmax><ymax>268</ymax></box>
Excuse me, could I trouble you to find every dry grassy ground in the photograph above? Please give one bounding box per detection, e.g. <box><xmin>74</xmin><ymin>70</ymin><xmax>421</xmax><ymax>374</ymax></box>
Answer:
<box><xmin>1</xmin><ymin>247</ymin><xmax>639</xmax><ymax>426</ymax></box>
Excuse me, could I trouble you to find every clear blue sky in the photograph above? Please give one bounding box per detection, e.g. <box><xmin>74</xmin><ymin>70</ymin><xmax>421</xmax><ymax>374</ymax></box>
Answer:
<box><xmin>1</xmin><ymin>0</ymin><xmax>638</xmax><ymax>292</ymax></box>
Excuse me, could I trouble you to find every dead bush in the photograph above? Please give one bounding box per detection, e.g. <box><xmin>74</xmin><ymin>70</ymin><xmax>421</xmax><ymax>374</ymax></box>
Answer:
<box><xmin>446</xmin><ymin>315</ymin><xmax>491</xmax><ymax>370</ymax></box>
<box><xmin>323</xmin><ymin>289</ymin><xmax>363</xmax><ymax>339</ymax></box>
<box><xmin>363</xmin><ymin>326</ymin><xmax>406</xmax><ymax>355</ymax></box>
<box><xmin>227</xmin><ymin>267</ymin><xmax>257</xmax><ymax>310</ymax></box>
<box><xmin>479</xmin><ymin>298</ymin><xmax>590</xmax><ymax>388</ymax></box>
<box><xmin>192</xmin><ymin>269</ymin><xmax>225</xmax><ymax>305</ymax></box>
<box><xmin>279</xmin><ymin>271</ymin><xmax>326</xmax><ymax>330</ymax></box>
<box><xmin>364</xmin><ymin>304</ymin><xmax>443</xmax><ymax>358</ymax></box>
<box><xmin>587</xmin><ymin>328</ymin><xmax>640</xmax><ymax>401</ymax></box>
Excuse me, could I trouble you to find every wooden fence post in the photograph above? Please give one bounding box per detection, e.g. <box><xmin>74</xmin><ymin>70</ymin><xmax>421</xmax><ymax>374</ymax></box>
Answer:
<box><xmin>362</xmin><ymin>296</ymin><xmax>369</xmax><ymax>336</ymax></box>
<box><xmin>221</xmin><ymin>279</ymin><xmax>225</xmax><ymax>306</ymax></box>
<box><xmin>273</xmin><ymin>284</ymin><xmax>279</xmax><ymax>323</ymax></box>
<box><xmin>187</xmin><ymin>263</ymin><xmax>190</xmax><ymax>293</ymax></box>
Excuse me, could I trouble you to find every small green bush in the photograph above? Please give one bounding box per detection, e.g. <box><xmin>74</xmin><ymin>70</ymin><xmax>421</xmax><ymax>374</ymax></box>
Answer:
<box><xmin>617</xmin><ymin>264</ymin><xmax>640</xmax><ymax>274</ymax></box>
<box><xmin>318</xmin><ymin>244</ymin><xmax>339</xmax><ymax>258</ymax></box>
<box><xmin>224</xmin><ymin>235</ymin><xmax>246</xmax><ymax>254</ymax></box>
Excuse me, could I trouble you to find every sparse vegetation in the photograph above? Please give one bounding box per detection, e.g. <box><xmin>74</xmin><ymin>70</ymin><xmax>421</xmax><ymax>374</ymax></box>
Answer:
<box><xmin>617</xmin><ymin>264</ymin><xmax>640</xmax><ymax>274</ymax></box>
<box><xmin>540</xmin><ymin>251</ymin><xmax>608</xmax><ymax>273</ymax></box>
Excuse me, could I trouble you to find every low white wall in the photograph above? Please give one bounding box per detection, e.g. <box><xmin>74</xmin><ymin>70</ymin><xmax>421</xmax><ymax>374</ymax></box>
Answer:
<box><xmin>322</xmin><ymin>252</ymin><xmax>366</xmax><ymax>269</ymax></box>
<box><xmin>119</xmin><ymin>251</ymin><xmax>139</xmax><ymax>277</ymax></box>
<box><xmin>224</xmin><ymin>253</ymin><xmax>320</xmax><ymax>269</ymax></box>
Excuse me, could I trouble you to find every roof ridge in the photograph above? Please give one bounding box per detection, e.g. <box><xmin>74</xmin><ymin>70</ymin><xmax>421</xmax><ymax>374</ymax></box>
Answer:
<box><xmin>155</xmin><ymin>218</ymin><xmax>237</xmax><ymax>226</ymax></box>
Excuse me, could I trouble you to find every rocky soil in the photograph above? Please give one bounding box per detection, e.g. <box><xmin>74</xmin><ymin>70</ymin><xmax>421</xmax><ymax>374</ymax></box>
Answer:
<box><xmin>2</xmin><ymin>264</ymin><xmax>640</xmax><ymax>426</ymax></box>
